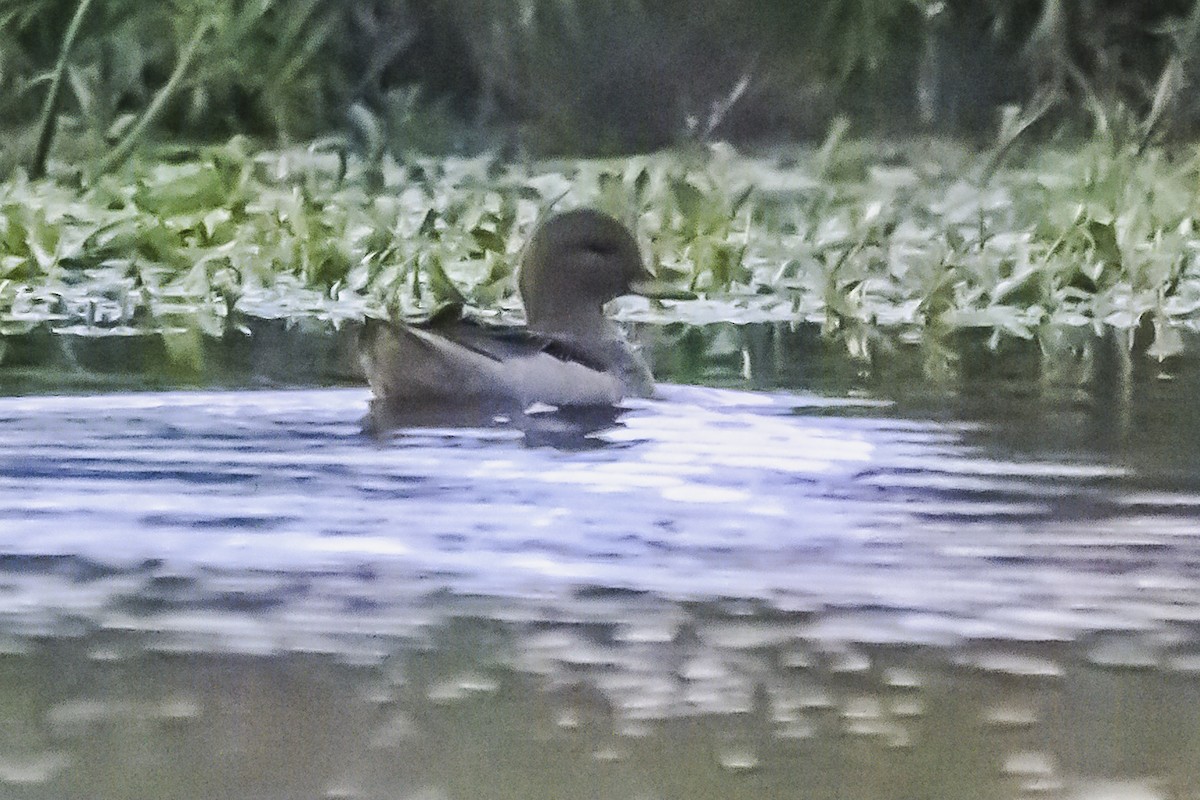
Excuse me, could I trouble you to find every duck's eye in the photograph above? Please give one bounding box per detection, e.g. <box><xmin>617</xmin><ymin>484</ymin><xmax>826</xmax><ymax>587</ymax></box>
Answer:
<box><xmin>583</xmin><ymin>241</ymin><xmax>613</xmax><ymax>256</ymax></box>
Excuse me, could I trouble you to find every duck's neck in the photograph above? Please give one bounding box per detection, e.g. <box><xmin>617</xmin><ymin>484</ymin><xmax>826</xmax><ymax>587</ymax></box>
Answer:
<box><xmin>527</xmin><ymin>306</ymin><xmax>615</xmax><ymax>341</ymax></box>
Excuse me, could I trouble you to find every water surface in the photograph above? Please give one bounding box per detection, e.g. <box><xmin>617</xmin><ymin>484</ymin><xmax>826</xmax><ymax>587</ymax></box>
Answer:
<box><xmin>0</xmin><ymin>326</ymin><xmax>1198</xmax><ymax>799</ymax></box>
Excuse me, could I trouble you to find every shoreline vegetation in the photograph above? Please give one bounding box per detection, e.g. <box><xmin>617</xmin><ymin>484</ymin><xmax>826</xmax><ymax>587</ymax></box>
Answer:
<box><xmin>2</xmin><ymin>135</ymin><xmax>1200</xmax><ymax>391</ymax></box>
<box><xmin>6</xmin><ymin>2</ymin><xmax>1200</xmax><ymax>160</ymax></box>
<box><xmin>4</xmin><ymin>1</ymin><xmax>1200</xmax><ymax>390</ymax></box>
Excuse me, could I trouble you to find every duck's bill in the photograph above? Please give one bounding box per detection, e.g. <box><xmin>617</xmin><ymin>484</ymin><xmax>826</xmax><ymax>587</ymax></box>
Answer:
<box><xmin>627</xmin><ymin>277</ymin><xmax>698</xmax><ymax>301</ymax></box>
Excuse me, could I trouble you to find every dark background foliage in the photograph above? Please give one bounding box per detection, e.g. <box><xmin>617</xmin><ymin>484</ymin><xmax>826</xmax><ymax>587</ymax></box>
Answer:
<box><xmin>3</xmin><ymin>0</ymin><xmax>1200</xmax><ymax>168</ymax></box>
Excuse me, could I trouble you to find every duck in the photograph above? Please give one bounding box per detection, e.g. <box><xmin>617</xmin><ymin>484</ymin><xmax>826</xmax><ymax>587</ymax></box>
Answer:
<box><xmin>359</xmin><ymin>208</ymin><xmax>656</xmax><ymax>429</ymax></box>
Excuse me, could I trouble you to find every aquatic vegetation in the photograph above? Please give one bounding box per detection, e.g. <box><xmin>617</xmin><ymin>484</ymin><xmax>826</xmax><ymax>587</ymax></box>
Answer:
<box><xmin>2</xmin><ymin>135</ymin><xmax>1200</xmax><ymax>382</ymax></box>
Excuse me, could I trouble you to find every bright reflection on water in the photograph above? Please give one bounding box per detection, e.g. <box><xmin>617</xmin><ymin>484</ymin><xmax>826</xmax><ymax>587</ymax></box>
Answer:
<box><xmin>0</xmin><ymin>384</ymin><xmax>1198</xmax><ymax>799</ymax></box>
<box><xmin>0</xmin><ymin>385</ymin><xmax>1152</xmax><ymax>615</ymax></box>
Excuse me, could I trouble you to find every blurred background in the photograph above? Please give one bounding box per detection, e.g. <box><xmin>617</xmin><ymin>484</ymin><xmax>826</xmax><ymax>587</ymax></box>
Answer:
<box><xmin>4</xmin><ymin>0</ymin><xmax>1200</xmax><ymax>165</ymax></box>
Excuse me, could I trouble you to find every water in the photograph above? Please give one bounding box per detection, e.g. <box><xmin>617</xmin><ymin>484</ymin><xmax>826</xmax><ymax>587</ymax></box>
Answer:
<box><xmin>1</xmin><ymin>324</ymin><xmax>1199</xmax><ymax>799</ymax></box>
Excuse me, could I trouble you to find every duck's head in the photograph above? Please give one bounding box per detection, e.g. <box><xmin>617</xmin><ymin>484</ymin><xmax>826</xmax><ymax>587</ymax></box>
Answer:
<box><xmin>519</xmin><ymin>209</ymin><xmax>652</xmax><ymax>335</ymax></box>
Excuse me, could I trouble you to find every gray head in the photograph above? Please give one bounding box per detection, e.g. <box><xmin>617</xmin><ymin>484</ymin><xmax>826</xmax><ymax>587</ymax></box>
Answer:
<box><xmin>518</xmin><ymin>209</ymin><xmax>650</xmax><ymax>335</ymax></box>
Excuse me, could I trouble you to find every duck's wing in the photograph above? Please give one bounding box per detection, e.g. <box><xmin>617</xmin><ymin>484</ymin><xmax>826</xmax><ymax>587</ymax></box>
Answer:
<box><xmin>370</xmin><ymin>306</ymin><xmax>614</xmax><ymax>369</ymax></box>
<box><xmin>439</xmin><ymin>319</ymin><xmax>614</xmax><ymax>373</ymax></box>
<box><xmin>358</xmin><ymin>314</ymin><xmax>626</xmax><ymax>414</ymax></box>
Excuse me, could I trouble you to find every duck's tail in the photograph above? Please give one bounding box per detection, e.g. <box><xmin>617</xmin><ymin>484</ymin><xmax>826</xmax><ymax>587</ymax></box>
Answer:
<box><xmin>358</xmin><ymin>317</ymin><xmax>516</xmax><ymax>404</ymax></box>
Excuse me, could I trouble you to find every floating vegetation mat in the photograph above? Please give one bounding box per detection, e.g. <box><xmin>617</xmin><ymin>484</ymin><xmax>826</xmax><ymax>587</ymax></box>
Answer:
<box><xmin>3</xmin><ymin>136</ymin><xmax>1200</xmax><ymax>384</ymax></box>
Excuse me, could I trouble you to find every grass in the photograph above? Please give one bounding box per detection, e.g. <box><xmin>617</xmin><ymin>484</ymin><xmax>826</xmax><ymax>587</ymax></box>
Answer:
<box><xmin>3</xmin><ymin>134</ymin><xmax>1200</xmax><ymax>384</ymax></box>
<box><xmin>8</xmin><ymin>2</ymin><xmax>1200</xmax><ymax>167</ymax></box>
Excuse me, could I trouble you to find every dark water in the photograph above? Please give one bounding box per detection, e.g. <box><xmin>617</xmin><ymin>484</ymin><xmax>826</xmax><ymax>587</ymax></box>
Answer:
<box><xmin>1</xmin><ymin>323</ymin><xmax>1199</xmax><ymax>799</ymax></box>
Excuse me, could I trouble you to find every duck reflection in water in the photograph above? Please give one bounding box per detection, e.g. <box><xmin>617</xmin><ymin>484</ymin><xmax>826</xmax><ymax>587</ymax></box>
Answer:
<box><xmin>359</xmin><ymin>209</ymin><xmax>656</xmax><ymax>444</ymax></box>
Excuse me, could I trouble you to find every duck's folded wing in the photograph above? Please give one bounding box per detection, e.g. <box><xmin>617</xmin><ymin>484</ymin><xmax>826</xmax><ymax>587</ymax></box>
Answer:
<box><xmin>435</xmin><ymin>315</ymin><xmax>607</xmax><ymax>369</ymax></box>
<box><xmin>359</xmin><ymin>316</ymin><xmax>623</xmax><ymax>409</ymax></box>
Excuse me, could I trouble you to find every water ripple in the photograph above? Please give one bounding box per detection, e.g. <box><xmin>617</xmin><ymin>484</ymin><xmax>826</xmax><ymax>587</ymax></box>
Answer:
<box><xmin>0</xmin><ymin>386</ymin><xmax>1196</xmax><ymax>649</ymax></box>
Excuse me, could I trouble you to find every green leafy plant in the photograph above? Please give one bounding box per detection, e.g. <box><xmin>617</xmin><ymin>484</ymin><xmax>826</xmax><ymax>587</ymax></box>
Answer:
<box><xmin>5</xmin><ymin>132</ymin><xmax>1200</xmax><ymax>380</ymax></box>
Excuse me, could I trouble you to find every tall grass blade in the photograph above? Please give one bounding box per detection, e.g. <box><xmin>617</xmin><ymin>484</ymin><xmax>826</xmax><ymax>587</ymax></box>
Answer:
<box><xmin>93</xmin><ymin>19</ymin><xmax>211</xmax><ymax>177</ymax></box>
<box><xmin>29</xmin><ymin>0</ymin><xmax>94</xmax><ymax>179</ymax></box>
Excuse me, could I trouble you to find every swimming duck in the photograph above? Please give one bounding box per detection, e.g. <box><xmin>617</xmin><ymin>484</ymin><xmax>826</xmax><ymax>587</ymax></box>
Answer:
<box><xmin>360</xmin><ymin>209</ymin><xmax>656</xmax><ymax>428</ymax></box>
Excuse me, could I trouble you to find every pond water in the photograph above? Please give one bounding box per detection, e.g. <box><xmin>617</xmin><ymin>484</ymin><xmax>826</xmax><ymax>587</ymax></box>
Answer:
<box><xmin>0</xmin><ymin>322</ymin><xmax>1199</xmax><ymax>800</ymax></box>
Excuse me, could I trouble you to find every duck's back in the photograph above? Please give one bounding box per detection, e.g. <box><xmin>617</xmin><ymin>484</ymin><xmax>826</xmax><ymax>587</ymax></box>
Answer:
<box><xmin>359</xmin><ymin>315</ymin><xmax>644</xmax><ymax>425</ymax></box>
